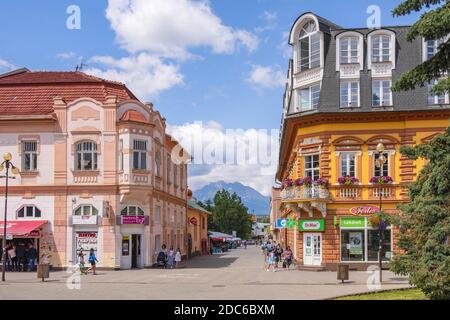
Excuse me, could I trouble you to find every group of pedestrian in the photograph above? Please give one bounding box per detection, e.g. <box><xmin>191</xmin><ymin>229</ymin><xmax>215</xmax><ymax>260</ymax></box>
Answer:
<box><xmin>77</xmin><ymin>248</ymin><xmax>98</xmax><ymax>275</ymax></box>
<box><xmin>2</xmin><ymin>242</ymin><xmax>38</xmax><ymax>272</ymax></box>
<box><xmin>157</xmin><ymin>245</ymin><xmax>182</xmax><ymax>269</ymax></box>
<box><xmin>261</xmin><ymin>240</ymin><xmax>293</xmax><ymax>272</ymax></box>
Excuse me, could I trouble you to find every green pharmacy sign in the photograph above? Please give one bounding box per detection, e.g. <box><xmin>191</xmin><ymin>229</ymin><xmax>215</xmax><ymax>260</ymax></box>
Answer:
<box><xmin>286</xmin><ymin>218</ymin><xmax>296</xmax><ymax>229</ymax></box>
<box><xmin>340</xmin><ymin>217</ymin><xmax>366</xmax><ymax>228</ymax></box>
<box><xmin>299</xmin><ymin>219</ymin><xmax>325</xmax><ymax>232</ymax></box>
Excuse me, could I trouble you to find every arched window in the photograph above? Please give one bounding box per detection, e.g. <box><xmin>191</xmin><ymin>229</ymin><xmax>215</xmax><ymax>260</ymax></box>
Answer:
<box><xmin>17</xmin><ymin>205</ymin><xmax>41</xmax><ymax>218</ymax></box>
<box><xmin>121</xmin><ymin>206</ymin><xmax>145</xmax><ymax>216</ymax></box>
<box><xmin>74</xmin><ymin>205</ymin><xmax>98</xmax><ymax>216</ymax></box>
<box><xmin>75</xmin><ymin>141</ymin><xmax>98</xmax><ymax>171</ymax></box>
<box><xmin>298</xmin><ymin>20</ymin><xmax>321</xmax><ymax>71</ymax></box>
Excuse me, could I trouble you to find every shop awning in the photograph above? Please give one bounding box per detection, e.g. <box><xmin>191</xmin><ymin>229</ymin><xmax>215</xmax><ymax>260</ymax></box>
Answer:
<box><xmin>0</xmin><ymin>220</ymin><xmax>47</xmax><ymax>237</ymax></box>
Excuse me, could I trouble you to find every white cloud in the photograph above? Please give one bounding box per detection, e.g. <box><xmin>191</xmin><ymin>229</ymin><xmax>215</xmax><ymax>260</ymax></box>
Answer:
<box><xmin>247</xmin><ymin>65</ymin><xmax>286</xmax><ymax>89</ymax></box>
<box><xmin>255</xmin><ymin>11</ymin><xmax>277</xmax><ymax>33</ymax></box>
<box><xmin>0</xmin><ymin>58</ymin><xmax>16</xmax><ymax>72</ymax></box>
<box><xmin>56</xmin><ymin>52</ymin><xmax>77</xmax><ymax>60</ymax></box>
<box><xmin>278</xmin><ymin>31</ymin><xmax>292</xmax><ymax>59</ymax></box>
<box><xmin>85</xmin><ymin>53</ymin><xmax>184</xmax><ymax>100</ymax></box>
<box><xmin>167</xmin><ymin>121</ymin><xmax>279</xmax><ymax>196</ymax></box>
<box><xmin>105</xmin><ymin>0</ymin><xmax>259</xmax><ymax>59</ymax></box>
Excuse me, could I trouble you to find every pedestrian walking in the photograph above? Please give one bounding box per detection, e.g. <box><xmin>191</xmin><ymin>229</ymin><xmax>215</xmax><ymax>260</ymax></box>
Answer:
<box><xmin>16</xmin><ymin>242</ymin><xmax>26</xmax><ymax>272</ymax></box>
<box><xmin>167</xmin><ymin>247</ymin><xmax>175</xmax><ymax>269</ymax></box>
<box><xmin>266</xmin><ymin>251</ymin><xmax>276</xmax><ymax>272</ymax></box>
<box><xmin>87</xmin><ymin>249</ymin><xmax>98</xmax><ymax>275</ymax></box>
<box><xmin>282</xmin><ymin>246</ymin><xmax>293</xmax><ymax>270</ymax></box>
<box><xmin>26</xmin><ymin>243</ymin><xmax>38</xmax><ymax>272</ymax></box>
<box><xmin>275</xmin><ymin>244</ymin><xmax>283</xmax><ymax>269</ymax></box>
<box><xmin>77</xmin><ymin>249</ymin><xmax>87</xmax><ymax>275</ymax></box>
<box><xmin>243</xmin><ymin>240</ymin><xmax>247</xmax><ymax>250</ymax></box>
<box><xmin>175</xmin><ymin>248</ymin><xmax>182</xmax><ymax>268</ymax></box>
<box><xmin>8</xmin><ymin>245</ymin><xmax>17</xmax><ymax>272</ymax></box>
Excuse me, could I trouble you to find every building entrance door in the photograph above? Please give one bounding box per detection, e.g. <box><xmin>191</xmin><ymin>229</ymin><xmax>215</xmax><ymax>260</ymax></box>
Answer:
<box><xmin>303</xmin><ymin>233</ymin><xmax>322</xmax><ymax>266</ymax></box>
<box><xmin>131</xmin><ymin>234</ymin><xmax>141</xmax><ymax>269</ymax></box>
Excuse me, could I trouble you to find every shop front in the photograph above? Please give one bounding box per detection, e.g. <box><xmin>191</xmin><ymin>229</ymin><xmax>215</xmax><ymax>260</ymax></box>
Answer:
<box><xmin>71</xmin><ymin>215</ymin><xmax>101</xmax><ymax>266</ymax></box>
<box><xmin>339</xmin><ymin>216</ymin><xmax>392</xmax><ymax>264</ymax></box>
<box><xmin>299</xmin><ymin>219</ymin><xmax>325</xmax><ymax>267</ymax></box>
<box><xmin>117</xmin><ymin>215</ymin><xmax>149</xmax><ymax>269</ymax></box>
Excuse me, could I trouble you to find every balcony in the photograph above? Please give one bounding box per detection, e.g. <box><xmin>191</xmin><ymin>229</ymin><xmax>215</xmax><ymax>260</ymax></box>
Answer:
<box><xmin>280</xmin><ymin>186</ymin><xmax>330</xmax><ymax>218</ymax></box>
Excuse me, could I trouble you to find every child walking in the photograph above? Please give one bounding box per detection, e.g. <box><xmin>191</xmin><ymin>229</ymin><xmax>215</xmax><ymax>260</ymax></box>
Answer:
<box><xmin>175</xmin><ymin>248</ymin><xmax>182</xmax><ymax>268</ymax></box>
<box><xmin>266</xmin><ymin>251</ymin><xmax>276</xmax><ymax>272</ymax></box>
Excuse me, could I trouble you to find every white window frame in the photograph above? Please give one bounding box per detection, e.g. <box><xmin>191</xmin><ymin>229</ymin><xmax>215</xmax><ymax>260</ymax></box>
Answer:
<box><xmin>304</xmin><ymin>154</ymin><xmax>320</xmax><ymax>180</ymax></box>
<box><xmin>74</xmin><ymin>205</ymin><xmax>98</xmax><ymax>216</ymax></box>
<box><xmin>296</xmin><ymin>83</ymin><xmax>321</xmax><ymax>112</ymax></box>
<box><xmin>427</xmin><ymin>80</ymin><xmax>449</xmax><ymax>105</ymax></box>
<box><xmin>17</xmin><ymin>205</ymin><xmax>42</xmax><ymax>218</ymax></box>
<box><xmin>133</xmin><ymin>139</ymin><xmax>147</xmax><ymax>170</ymax></box>
<box><xmin>374</xmin><ymin>152</ymin><xmax>390</xmax><ymax>177</ymax></box>
<box><xmin>75</xmin><ymin>141</ymin><xmax>98</xmax><ymax>171</ymax></box>
<box><xmin>367</xmin><ymin>30</ymin><xmax>396</xmax><ymax>70</ymax></box>
<box><xmin>423</xmin><ymin>37</ymin><xmax>448</xmax><ymax>61</ymax></box>
<box><xmin>297</xmin><ymin>20</ymin><xmax>321</xmax><ymax>72</ymax></box>
<box><xmin>22</xmin><ymin>141</ymin><xmax>38</xmax><ymax>172</ymax></box>
<box><xmin>371</xmin><ymin>35</ymin><xmax>391</xmax><ymax>63</ymax></box>
<box><xmin>340</xmin><ymin>153</ymin><xmax>356</xmax><ymax>178</ymax></box>
<box><xmin>339</xmin><ymin>36</ymin><xmax>359</xmax><ymax>64</ymax></box>
<box><xmin>340</xmin><ymin>81</ymin><xmax>360</xmax><ymax>108</ymax></box>
<box><xmin>372</xmin><ymin>79</ymin><xmax>392</xmax><ymax>106</ymax></box>
<box><xmin>154</xmin><ymin>206</ymin><xmax>161</xmax><ymax>224</ymax></box>
<box><xmin>121</xmin><ymin>205</ymin><xmax>145</xmax><ymax>216</ymax></box>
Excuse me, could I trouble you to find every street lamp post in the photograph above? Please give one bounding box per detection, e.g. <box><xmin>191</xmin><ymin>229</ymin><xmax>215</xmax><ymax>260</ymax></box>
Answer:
<box><xmin>1</xmin><ymin>152</ymin><xmax>19</xmax><ymax>282</ymax></box>
<box><xmin>375</xmin><ymin>143</ymin><xmax>387</xmax><ymax>283</ymax></box>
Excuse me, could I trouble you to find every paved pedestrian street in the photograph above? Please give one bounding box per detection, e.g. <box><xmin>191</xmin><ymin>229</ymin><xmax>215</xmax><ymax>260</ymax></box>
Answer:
<box><xmin>0</xmin><ymin>246</ymin><xmax>411</xmax><ymax>300</ymax></box>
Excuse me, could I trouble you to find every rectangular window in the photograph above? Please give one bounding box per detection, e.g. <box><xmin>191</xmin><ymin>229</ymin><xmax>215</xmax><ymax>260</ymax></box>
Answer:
<box><xmin>427</xmin><ymin>39</ymin><xmax>443</xmax><ymax>60</ymax></box>
<box><xmin>304</xmin><ymin>154</ymin><xmax>320</xmax><ymax>181</ymax></box>
<box><xmin>374</xmin><ymin>152</ymin><xmax>389</xmax><ymax>177</ymax></box>
<box><xmin>372</xmin><ymin>80</ymin><xmax>392</xmax><ymax>106</ymax></box>
<box><xmin>154</xmin><ymin>206</ymin><xmax>161</xmax><ymax>224</ymax></box>
<box><xmin>133</xmin><ymin>140</ymin><xmax>147</xmax><ymax>170</ymax></box>
<box><xmin>167</xmin><ymin>157</ymin><xmax>171</xmax><ymax>183</ymax></box>
<box><xmin>340</xmin><ymin>37</ymin><xmax>359</xmax><ymax>64</ymax></box>
<box><xmin>299</xmin><ymin>33</ymin><xmax>320</xmax><ymax>71</ymax></box>
<box><xmin>22</xmin><ymin>141</ymin><xmax>37</xmax><ymax>172</ymax></box>
<box><xmin>340</xmin><ymin>81</ymin><xmax>359</xmax><ymax>107</ymax></box>
<box><xmin>298</xmin><ymin>84</ymin><xmax>320</xmax><ymax>111</ymax></box>
<box><xmin>372</xmin><ymin>35</ymin><xmax>390</xmax><ymax>63</ymax></box>
<box><xmin>119</xmin><ymin>139</ymin><xmax>124</xmax><ymax>171</ymax></box>
<box><xmin>340</xmin><ymin>153</ymin><xmax>356</xmax><ymax>177</ymax></box>
<box><xmin>180</xmin><ymin>166</ymin><xmax>184</xmax><ymax>188</ymax></box>
<box><xmin>173</xmin><ymin>165</ymin><xmax>178</xmax><ymax>187</ymax></box>
<box><xmin>427</xmin><ymin>81</ymin><xmax>447</xmax><ymax>105</ymax></box>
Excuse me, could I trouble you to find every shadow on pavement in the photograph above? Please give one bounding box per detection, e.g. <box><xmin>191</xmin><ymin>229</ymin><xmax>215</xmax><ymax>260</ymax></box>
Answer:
<box><xmin>185</xmin><ymin>254</ymin><xmax>239</xmax><ymax>269</ymax></box>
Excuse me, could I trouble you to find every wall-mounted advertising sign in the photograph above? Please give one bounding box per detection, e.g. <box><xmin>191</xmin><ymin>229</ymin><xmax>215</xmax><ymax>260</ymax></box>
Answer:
<box><xmin>349</xmin><ymin>206</ymin><xmax>380</xmax><ymax>216</ymax></box>
<box><xmin>341</xmin><ymin>217</ymin><xmax>366</xmax><ymax>228</ymax></box>
<box><xmin>276</xmin><ymin>218</ymin><xmax>297</xmax><ymax>229</ymax></box>
<box><xmin>298</xmin><ymin>219</ymin><xmax>325</xmax><ymax>232</ymax></box>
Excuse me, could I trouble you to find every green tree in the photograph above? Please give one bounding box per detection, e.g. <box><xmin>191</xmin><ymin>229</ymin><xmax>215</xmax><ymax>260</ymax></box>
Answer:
<box><xmin>390</xmin><ymin>125</ymin><xmax>450</xmax><ymax>300</ymax></box>
<box><xmin>198</xmin><ymin>199</ymin><xmax>218</xmax><ymax>231</ymax></box>
<box><xmin>391</xmin><ymin>0</ymin><xmax>450</xmax><ymax>96</ymax></box>
<box><xmin>210</xmin><ymin>189</ymin><xmax>252</xmax><ymax>238</ymax></box>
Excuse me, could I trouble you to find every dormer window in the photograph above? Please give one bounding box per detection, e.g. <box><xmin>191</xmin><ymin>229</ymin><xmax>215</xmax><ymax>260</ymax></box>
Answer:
<box><xmin>426</xmin><ymin>39</ymin><xmax>444</xmax><ymax>60</ymax></box>
<box><xmin>340</xmin><ymin>37</ymin><xmax>359</xmax><ymax>64</ymax></box>
<box><xmin>298</xmin><ymin>20</ymin><xmax>321</xmax><ymax>72</ymax></box>
<box><xmin>372</xmin><ymin>35</ymin><xmax>391</xmax><ymax>63</ymax></box>
<box><xmin>297</xmin><ymin>83</ymin><xmax>321</xmax><ymax>111</ymax></box>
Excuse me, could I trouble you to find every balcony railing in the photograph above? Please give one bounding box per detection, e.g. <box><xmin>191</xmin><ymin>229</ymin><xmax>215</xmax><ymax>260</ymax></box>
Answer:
<box><xmin>280</xmin><ymin>186</ymin><xmax>330</xmax><ymax>202</ymax></box>
<box><xmin>337</xmin><ymin>186</ymin><xmax>362</xmax><ymax>199</ymax></box>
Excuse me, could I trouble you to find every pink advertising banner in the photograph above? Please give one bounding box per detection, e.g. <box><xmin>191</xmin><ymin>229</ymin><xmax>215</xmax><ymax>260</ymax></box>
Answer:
<box><xmin>122</xmin><ymin>216</ymin><xmax>146</xmax><ymax>225</ymax></box>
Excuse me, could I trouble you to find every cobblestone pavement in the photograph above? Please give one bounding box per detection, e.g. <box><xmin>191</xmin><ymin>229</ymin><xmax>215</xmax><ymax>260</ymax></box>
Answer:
<box><xmin>0</xmin><ymin>246</ymin><xmax>411</xmax><ymax>300</ymax></box>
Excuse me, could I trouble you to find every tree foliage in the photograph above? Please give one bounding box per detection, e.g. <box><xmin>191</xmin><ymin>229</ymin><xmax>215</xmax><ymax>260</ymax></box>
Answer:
<box><xmin>391</xmin><ymin>0</ymin><xmax>450</xmax><ymax>95</ymax></box>
<box><xmin>390</xmin><ymin>125</ymin><xmax>450</xmax><ymax>300</ymax></box>
<box><xmin>200</xmin><ymin>189</ymin><xmax>252</xmax><ymax>238</ymax></box>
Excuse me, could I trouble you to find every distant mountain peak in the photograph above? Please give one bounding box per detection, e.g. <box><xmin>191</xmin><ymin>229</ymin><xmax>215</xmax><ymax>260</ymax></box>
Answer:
<box><xmin>193</xmin><ymin>181</ymin><xmax>270</xmax><ymax>215</ymax></box>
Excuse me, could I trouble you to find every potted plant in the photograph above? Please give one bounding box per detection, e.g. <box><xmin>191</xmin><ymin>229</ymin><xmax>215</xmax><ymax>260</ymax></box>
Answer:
<box><xmin>282</xmin><ymin>179</ymin><xmax>294</xmax><ymax>189</ymax></box>
<box><xmin>314</xmin><ymin>177</ymin><xmax>329</xmax><ymax>188</ymax></box>
<box><xmin>303</xmin><ymin>176</ymin><xmax>313</xmax><ymax>187</ymax></box>
<box><xmin>370</xmin><ymin>176</ymin><xmax>393</xmax><ymax>184</ymax></box>
<box><xmin>338</xmin><ymin>176</ymin><xmax>359</xmax><ymax>186</ymax></box>
<box><xmin>294</xmin><ymin>178</ymin><xmax>304</xmax><ymax>187</ymax></box>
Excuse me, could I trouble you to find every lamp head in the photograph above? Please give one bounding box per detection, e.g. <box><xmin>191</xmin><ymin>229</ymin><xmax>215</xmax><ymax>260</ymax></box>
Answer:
<box><xmin>376</xmin><ymin>143</ymin><xmax>385</xmax><ymax>153</ymax></box>
<box><xmin>3</xmin><ymin>152</ymin><xmax>12</xmax><ymax>161</ymax></box>
<box><xmin>11</xmin><ymin>166</ymin><xmax>20</xmax><ymax>175</ymax></box>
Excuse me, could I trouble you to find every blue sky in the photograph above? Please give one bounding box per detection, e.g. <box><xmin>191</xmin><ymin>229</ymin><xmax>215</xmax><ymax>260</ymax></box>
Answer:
<box><xmin>0</xmin><ymin>0</ymin><xmax>421</xmax><ymax>195</ymax></box>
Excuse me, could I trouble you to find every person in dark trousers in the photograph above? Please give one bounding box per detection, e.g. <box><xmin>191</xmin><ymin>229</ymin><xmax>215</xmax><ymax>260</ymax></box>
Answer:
<box><xmin>87</xmin><ymin>249</ymin><xmax>98</xmax><ymax>275</ymax></box>
<box><xmin>16</xmin><ymin>242</ymin><xmax>26</xmax><ymax>272</ymax></box>
<box><xmin>26</xmin><ymin>243</ymin><xmax>38</xmax><ymax>272</ymax></box>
